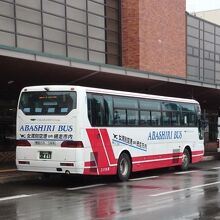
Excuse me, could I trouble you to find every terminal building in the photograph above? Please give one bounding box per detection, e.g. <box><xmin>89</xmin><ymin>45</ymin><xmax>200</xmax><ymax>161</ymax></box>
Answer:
<box><xmin>0</xmin><ymin>0</ymin><xmax>220</xmax><ymax>161</ymax></box>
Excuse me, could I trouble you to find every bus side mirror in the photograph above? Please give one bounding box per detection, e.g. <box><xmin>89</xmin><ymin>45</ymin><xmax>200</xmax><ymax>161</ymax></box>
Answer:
<box><xmin>198</xmin><ymin>119</ymin><xmax>206</xmax><ymax>129</ymax></box>
<box><xmin>198</xmin><ymin>119</ymin><xmax>205</xmax><ymax>140</ymax></box>
<box><xmin>201</xmin><ymin>120</ymin><xmax>208</xmax><ymax>129</ymax></box>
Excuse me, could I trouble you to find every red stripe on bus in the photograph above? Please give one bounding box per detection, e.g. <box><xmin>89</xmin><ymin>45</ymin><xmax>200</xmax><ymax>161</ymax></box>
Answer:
<box><xmin>84</xmin><ymin>166</ymin><xmax>117</xmax><ymax>175</ymax></box>
<box><xmin>84</xmin><ymin>161</ymin><xmax>96</xmax><ymax>167</ymax></box>
<box><xmin>132</xmin><ymin>159</ymin><xmax>178</xmax><ymax>172</ymax></box>
<box><xmin>84</xmin><ymin>130</ymin><xmax>204</xmax><ymax>175</ymax></box>
<box><xmin>192</xmin><ymin>155</ymin><xmax>203</xmax><ymax>163</ymax></box>
<box><xmin>99</xmin><ymin>129</ymin><xmax>117</xmax><ymax>165</ymax></box>
<box><xmin>84</xmin><ymin>152</ymin><xmax>203</xmax><ymax>175</ymax></box>
<box><xmin>86</xmin><ymin>129</ymin><xmax>109</xmax><ymax>168</ymax></box>
<box><xmin>84</xmin><ymin>168</ymin><xmax>98</xmax><ymax>175</ymax></box>
<box><xmin>191</xmin><ymin>150</ymin><xmax>204</xmax><ymax>163</ymax></box>
<box><xmin>192</xmin><ymin>150</ymin><xmax>204</xmax><ymax>155</ymax></box>
<box><xmin>85</xmin><ymin>129</ymin><xmax>117</xmax><ymax>175</ymax></box>
<box><xmin>132</xmin><ymin>150</ymin><xmax>204</xmax><ymax>172</ymax></box>
<box><xmin>132</xmin><ymin>153</ymin><xmax>182</xmax><ymax>172</ymax></box>
<box><xmin>132</xmin><ymin>150</ymin><xmax>204</xmax><ymax>163</ymax></box>
<box><xmin>132</xmin><ymin>152</ymin><xmax>182</xmax><ymax>162</ymax></box>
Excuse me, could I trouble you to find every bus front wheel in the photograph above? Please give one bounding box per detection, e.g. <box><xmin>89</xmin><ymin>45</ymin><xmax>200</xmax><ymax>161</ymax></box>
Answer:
<box><xmin>117</xmin><ymin>152</ymin><xmax>131</xmax><ymax>181</ymax></box>
<box><xmin>179</xmin><ymin>148</ymin><xmax>190</xmax><ymax>171</ymax></box>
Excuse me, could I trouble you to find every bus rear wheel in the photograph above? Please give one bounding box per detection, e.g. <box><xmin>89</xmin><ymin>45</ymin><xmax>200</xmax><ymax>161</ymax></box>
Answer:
<box><xmin>117</xmin><ymin>152</ymin><xmax>131</xmax><ymax>181</ymax></box>
<box><xmin>179</xmin><ymin>148</ymin><xmax>190</xmax><ymax>171</ymax></box>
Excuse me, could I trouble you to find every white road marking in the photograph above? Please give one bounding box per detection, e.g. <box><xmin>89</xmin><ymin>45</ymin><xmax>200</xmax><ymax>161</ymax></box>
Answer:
<box><xmin>150</xmin><ymin>181</ymin><xmax>220</xmax><ymax>197</ymax></box>
<box><xmin>0</xmin><ymin>194</ymin><xmax>33</xmax><ymax>202</ymax></box>
<box><xmin>130</xmin><ymin>176</ymin><xmax>159</xmax><ymax>181</ymax></box>
<box><xmin>66</xmin><ymin>184</ymin><xmax>106</xmax><ymax>191</ymax></box>
<box><xmin>211</xmin><ymin>167</ymin><xmax>220</xmax><ymax>170</ymax></box>
<box><xmin>174</xmin><ymin>170</ymin><xmax>198</xmax><ymax>175</ymax></box>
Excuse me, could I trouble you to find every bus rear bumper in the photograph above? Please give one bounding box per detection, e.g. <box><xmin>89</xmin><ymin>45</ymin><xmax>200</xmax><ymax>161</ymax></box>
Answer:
<box><xmin>16</xmin><ymin>160</ymin><xmax>84</xmax><ymax>174</ymax></box>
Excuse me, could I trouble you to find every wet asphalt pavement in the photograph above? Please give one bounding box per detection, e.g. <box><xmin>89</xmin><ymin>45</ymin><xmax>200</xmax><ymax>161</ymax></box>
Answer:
<box><xmin>1</xmin><ymin>160</ymin><xmax>220</xmax><ymax>220</ymax></box>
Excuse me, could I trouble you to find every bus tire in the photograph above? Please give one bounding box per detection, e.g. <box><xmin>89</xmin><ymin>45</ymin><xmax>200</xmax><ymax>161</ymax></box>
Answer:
<box><xmin>179</xmin><ymin>148</ymin><xmax>190</xmax><ymax>171</ymax></box>
<box><xmin>117</xmin><ymin>152</ymin><xmax>131</xmax><ymax>182</ymax></box>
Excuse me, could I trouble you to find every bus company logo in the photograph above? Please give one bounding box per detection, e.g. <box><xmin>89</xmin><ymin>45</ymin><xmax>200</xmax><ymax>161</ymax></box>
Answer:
<box><xmin>112</xmin><ymin>134</ymin><xmax>147</xmax><ymax>151</ymax></box>
<box><xmin>20</xmin><ymin>134</ymin><xmax>26</xmax><ymax>138</ymax></box>
<box><xmin>148</xmin><ymin>130</ymin><xmax>182</xmax><ymax>141</ymax></box>
<box><xmin>19</xmin><ymin>124</ymin><xmax>73</xmax><ymax>132</ymax></box>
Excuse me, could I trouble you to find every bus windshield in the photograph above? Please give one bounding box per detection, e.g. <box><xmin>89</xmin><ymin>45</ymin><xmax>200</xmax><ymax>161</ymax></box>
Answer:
<box><xmin>19</xmin><ymin>91</ymin><xmax>77</xmax><ymax>115</ymax></box>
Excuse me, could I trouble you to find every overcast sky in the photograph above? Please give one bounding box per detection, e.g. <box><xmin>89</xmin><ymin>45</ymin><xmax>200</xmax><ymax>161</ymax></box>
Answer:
<box><xmin>186</xmin><ymin>0</ymin><xmax>220</xmax><ymax>12</ymax></box>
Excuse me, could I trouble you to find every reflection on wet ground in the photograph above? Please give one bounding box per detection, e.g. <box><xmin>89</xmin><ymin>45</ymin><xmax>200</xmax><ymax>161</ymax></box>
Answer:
<box><xmin>1</xmin><ymin>161</ymin><xmax>220</xmax><ymax>219</ymax></box>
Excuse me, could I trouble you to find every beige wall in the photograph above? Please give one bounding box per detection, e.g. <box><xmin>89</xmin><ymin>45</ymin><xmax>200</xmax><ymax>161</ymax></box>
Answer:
<box><xmin>195</xmin><ymin>9</ymin><xmax>220</xmax><ymax>26</ymax></box>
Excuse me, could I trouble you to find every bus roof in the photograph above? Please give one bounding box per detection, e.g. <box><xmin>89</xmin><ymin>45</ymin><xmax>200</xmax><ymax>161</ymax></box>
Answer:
<box><xmin>21</xmin><ymin>85</ymin><xmax>199</xmax><ymax>104</ymax></box>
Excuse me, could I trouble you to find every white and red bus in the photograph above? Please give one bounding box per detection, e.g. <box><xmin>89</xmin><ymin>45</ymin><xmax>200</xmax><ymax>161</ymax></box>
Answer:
<box><xmin>16</xmin><ymin>85</ymin><xmax>204</xmax><ymax>181</ymax></box>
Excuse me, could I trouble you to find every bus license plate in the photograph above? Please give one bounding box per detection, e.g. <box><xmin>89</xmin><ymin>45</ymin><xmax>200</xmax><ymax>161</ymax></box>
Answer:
<box><xmin>39</xmin><ymin>151</ymin><xmax>52</xmax><ymax>160</ymax></box>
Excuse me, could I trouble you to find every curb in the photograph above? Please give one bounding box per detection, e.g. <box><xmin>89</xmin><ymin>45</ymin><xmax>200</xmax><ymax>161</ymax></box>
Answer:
<box><xmin>0</xmin><ymin>169</ymin><xmax>17</xmax><ymax>173</ymax></box>
<box><xmin>202</xmin><ymin>155</ymin><xmax>220</xmax><ymax>161</ymax></box>
<box><xmin>202</xmin><ymin>156</ymin><xmax>216</xmax><ymax>161</ymax></box>
<box><xmin>0</xmin><ymin>172</ymin><xmax>42</xmax><ymax>184</ymax></box>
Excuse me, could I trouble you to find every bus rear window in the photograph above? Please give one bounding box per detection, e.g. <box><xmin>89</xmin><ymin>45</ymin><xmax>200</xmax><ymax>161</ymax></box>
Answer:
<box><xmin>19</xmin><ymin>91</ymin><xmax>76</xmax><ymax>115</ymax></box>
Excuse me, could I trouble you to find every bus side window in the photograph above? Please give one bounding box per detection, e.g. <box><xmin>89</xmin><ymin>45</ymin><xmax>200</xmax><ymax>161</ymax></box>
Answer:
<box><xmin>181</xmin><ymin>103</ymin><xmax>196</xmax><ymax>127</ymax></box>
<box><xmin>140</xmin><ymin>110</ymin><xmax>151</xmax><ymax>126</ymax></box>
<box><xmin>114</xmin><ymin>109</ymin><xmax>126</xmax><ymax>126</ymax></box>
<box><xmin>183</xmin><ymin>114</ymin><xmax>188</xmax><ymax>125</ymax></box>
<box><xmin>103</xmin><ymin>95</ymin><xmax>113</xmax><ymax>126</ymax></box>
<box><xmin>93</xmin><ymin>96</ymin><xmax>103</xmax><ymax>126</ymax></box>
<box><xmin>87</xmin><ymin>93</ymin><xmax>92</xmax><ymax>124</ymax></box>
<box><xmin>88</xmin><ymin>95</ymin><xmax>104</xmax><ymax>126</ymax></box>
<box><xmin>188</xmin><ymin>113</ymin><xmax>196</xmax><ymax>126</ymax></box>
<box><xmin>172</xmin><ymin>112</ymin><xmax>181</xmax><ymax>126</ymax></box>
<box><xmin>114</xmin><ymin>110</ymin><xmax>120</xmax><ymax>125</ymax></box>
<box><xmin>127</xmin><ymin>110</ymin><xmax>139</xmax><ymax>126</ymax></box>
<box><xmin>139</xmin><ymin>99</ymin><xmax>161</xmax><ymax>126</ymax></box>
<box><xmin>162</xmin><ymin>102</ymin><xmax>180</xmax><ymax>127</ymax></box>
<box><xmin>87</xmin><ymin>93</ymin><xmax>113</xmax><ymax>126</ymax></box>
<box><xmin>87</xmin><ymin>94</ymin><xmax>93</xmax><ymax>126</ymax></box>
<box><xmin>162</xmin><ymin>111</ymin><xmax>172</xmax><ymax>126</ymax></box>
<box><xmin>151</xmin><ymin>111</ymin><xmax>161</xmax><ymax>126</ymax></box>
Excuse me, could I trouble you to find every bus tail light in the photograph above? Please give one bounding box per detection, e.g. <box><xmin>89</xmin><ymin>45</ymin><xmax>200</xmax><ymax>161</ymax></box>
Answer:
<box><xmin>16</xmin><ymin>140</ymin><xmax>31</xmax><ymax>147</ymax></box>
<box><xmin>18</xmin><ymin>161</ymin><xmax>30</xmax><ymax>165</ymax></box>
<box><xmin>61</xmin><ymin>141</ymin><xmax>84</xmax><ymax>148</ymax></box>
